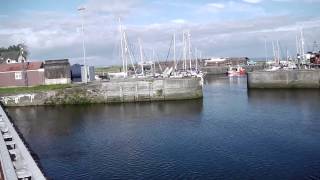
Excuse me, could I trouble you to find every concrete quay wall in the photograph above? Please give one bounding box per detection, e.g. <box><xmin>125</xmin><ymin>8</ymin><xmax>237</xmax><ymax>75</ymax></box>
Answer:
<box><xmin>201</xmin><ymin>64</ymin><xmax>265</xmax><ymax>75</ymax></box>
<box><xmin>0</xmin><ymin>106</ymin><xmax>46</xmax><ymax>179</ymax></box>
<box><xmin>247</xmin><ymin>70</ymin><xmax>320</xmax><ymax>89</ymax></box>
<box><xmin>0</xmin><ymin>77</ymin><xmax>203</xmax><ymax>106</ymax></box>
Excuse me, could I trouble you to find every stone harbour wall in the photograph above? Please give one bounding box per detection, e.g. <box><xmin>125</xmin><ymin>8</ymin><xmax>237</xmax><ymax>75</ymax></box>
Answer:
<box><xmin>0</xmin><ymin>77</ymin><xmax>203</xmax><ymax>106</ymax></box>
<box><xmin>247</xmin><ymin>70</ymin><xmax>320</xmax><ymax>89</ymax></box>
<box><xmin>201</xmin><ymin>64</ymin><xmax>265</xmax><ymax>75</ymax></box>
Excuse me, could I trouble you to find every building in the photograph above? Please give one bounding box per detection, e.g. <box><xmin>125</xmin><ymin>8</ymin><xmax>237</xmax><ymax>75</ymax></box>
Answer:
<box><xmin>81</xmin><ymin>66</ymin><xmax>95</xmax><ymax>82</ymax></box>
<box><xmin>0</xmin><ymin>51</ymin><xmax>26</xmax><ymax>64</ymax></box>
<box><xmin>0</xmin><ymin>62</ymin><xmax>44</xmax><ymax>87</ymax></box>
<box><xmin>44</xmin><ymin>59</ymin><xmax>71</xmax><ymax>85</ymax></box>
<box><xmin>204</xmin><ymin>57</ymin><xmax>249</xmax><ymax>67</ymax></box>
<box><xmin>71</xmin><ymin>64</ymin><xmax>82</xmax><ymax>82</ymax></box>
<box><xmin>71</xmin><ymin>64</ymin><xmax>95</xmax><ymax>82</ymax></box>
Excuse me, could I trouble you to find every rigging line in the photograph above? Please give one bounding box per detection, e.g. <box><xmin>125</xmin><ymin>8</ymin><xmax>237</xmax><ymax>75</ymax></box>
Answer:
<box><xmin>165</xmin><ymin>35</ymin><xmax>174</xmax><ymax>67</ymax></box>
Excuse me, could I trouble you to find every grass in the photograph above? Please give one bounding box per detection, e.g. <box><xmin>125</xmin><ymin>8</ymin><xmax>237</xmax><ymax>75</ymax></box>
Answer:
<box><xmin>0</xmin><ymin>84</ymin><xmax>72</xmax><ymax>94</ymax></box>
<box><xmin>96</xmin><ymin>66</ymin><xmax>122</xmax><ymax>73</ymax></box>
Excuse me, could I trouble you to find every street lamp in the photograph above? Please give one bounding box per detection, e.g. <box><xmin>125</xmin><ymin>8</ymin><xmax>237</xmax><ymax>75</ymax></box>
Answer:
<box><xmin>78</xmin><ymin>7</ymin><xmax>87</xmax><ymax>83</ymax></box>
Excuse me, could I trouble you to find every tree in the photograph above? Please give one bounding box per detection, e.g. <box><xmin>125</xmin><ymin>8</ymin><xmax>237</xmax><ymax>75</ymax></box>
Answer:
<box><xmin>0</xmin><ymin>43</ymin><xmax>29</xmax><ymax>58</ymax></box>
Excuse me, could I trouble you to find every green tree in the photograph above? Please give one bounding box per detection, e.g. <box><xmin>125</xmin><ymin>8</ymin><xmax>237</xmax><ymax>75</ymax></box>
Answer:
<box><xmin>0</xmin><ymin>44</ymin><xmax>29</xmax><ymax>58</ymax></box>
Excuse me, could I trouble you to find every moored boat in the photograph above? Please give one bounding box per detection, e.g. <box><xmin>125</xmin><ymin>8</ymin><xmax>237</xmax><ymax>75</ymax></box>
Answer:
<box><xmin>227</xmin><ymin>66</ymin><xmax>246</xmax><ymax>76</ymax></box>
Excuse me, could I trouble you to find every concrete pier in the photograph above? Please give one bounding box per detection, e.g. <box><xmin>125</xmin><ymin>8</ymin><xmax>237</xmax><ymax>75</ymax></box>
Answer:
<box><xmin>0</xmin><ymin>105</ymin><xmax>46</xmax><ymax>179</ymax></box>
<box><xmin>0</xmin><ymin>77</ymin><xmax>203</xmax><ymax>106</ymax></box>
<box><xmin>247</xmin><ymin>70</ymin><xmax>320</xmax><ymax>88</ymax></box>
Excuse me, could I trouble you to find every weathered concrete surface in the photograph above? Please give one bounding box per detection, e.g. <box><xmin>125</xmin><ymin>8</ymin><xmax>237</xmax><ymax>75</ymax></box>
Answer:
<box><xmin>247</xmin><ymin>70</ymin><xmax>320</xmax><ymax>88</ymax></box>
<box><xmin>0</xmin><ymin>77</ymin><xmax>203</xmax><ymax>106</ymax></box>
<box><xmin>0</xmin><ymin>106</ymin><xmax>46</xmax><ymax>179</ymax></box>
<box><xmin>0</xmin><ymin>128</ymin><xmax>17</xmax><ymax>180</ymax></box>
<box><xmin>201</xmin><ymin>64</ymin><xmax>265</xmax><ymax>75</ymax></box>
<box><xmin>243</xmin><ymin>65</ymin><xmax>266</xmax><ymax>72</ymax></box>
<box><xmin>201</xmin><ymin>66</ymin><xmax>228</xmax><ymax>75</ymax></box>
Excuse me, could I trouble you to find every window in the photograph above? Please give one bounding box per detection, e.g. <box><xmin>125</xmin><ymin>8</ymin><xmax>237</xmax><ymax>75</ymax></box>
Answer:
<box><xmin>15</xmin><ymin>72</ymin><xmax>22</xmax><ymax>80</ymax></box>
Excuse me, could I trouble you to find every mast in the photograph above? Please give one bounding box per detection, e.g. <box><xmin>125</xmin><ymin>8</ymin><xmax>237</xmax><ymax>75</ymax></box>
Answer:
<box><xmin>300</xmin><ymin>28</ymin><xmax>305</xmax><ymax>62</ymax></box>
<box><xmin>173</xmin><ymin>33</ymin><xmax>176</xmax><ymax>71</ymax></box>
<box><xmin>124</xmin><ymin>31</ymin><xmax>128</xmax><ymax>76</ymax></box>
<box><xmin>118</xmin><ymin>18</ymin><xmax>126</xmax><ymax>76</ymax></box>
<box><xmin>296</xmin><ymin>34</ymin><xmax>299</xmax><ymax>55</ymax></box>
<box><xmin>277</xmin><ymin>40</ymin><xmax>280</xmax><ymax>64</ymax></box>
<box><xmin>272</xmin><ymin>41</ymin><xmax>276</xmax><ymax>62</ymax></box>
<box><xmin>78</xmin><ymin>7</ymin><xmax>87</xmax><ymax>83</ymax></box>
<box><xmin>195</xmin><ymin>48</ymin><xmax>198</xmax><ymax>72</ymax></box>
<box><xmin>183</xmin><ymin>31</ymin><xmax>187</xmax><ymax>71</ymax></box>
<box><xmin>188</xmin><ymin>31</ymin><xmax>192</xmax><ymax>70</ymax></box>
<box><xmin>264</xmin><ymin>37</ymin><xmax>268</xmax><ymax>62</ymax></box>
<box><xmin>139</xmin><ymin>38</ymin><xmax>144</xmax><ymax>76</ymax></box>
<box><xmin>152</xmin><ymin>49</ymin><xmax>155</xmax><ymax>75</ymax></box>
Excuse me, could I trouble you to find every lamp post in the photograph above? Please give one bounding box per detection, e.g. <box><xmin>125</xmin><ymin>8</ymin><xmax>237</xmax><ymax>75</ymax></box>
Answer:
<box><xmin>78</xmin><ymin>7</ymin><xmax>87</xmax><ymax>83</ymax></box>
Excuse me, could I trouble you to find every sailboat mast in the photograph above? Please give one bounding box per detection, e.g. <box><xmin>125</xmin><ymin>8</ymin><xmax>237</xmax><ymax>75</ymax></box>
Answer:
<box><xmin>300</xmin><ymin>28</ymin><xmax>305</xmax><ymax>62</ymax></box>
<box><xmin>188</xmin><ymin>31</ymin><xmax>192</xmax><ymax>70</ymax></box>
<box><xmin>195</xmin><ymin>48</ymin><xmax>198</xmax><ymax>72</ymax></box>
<box><xmin>139</xmin><ymin>38</ymin><xmax>144</xmax><ymax>76</ymax></box>
<box><xmin>123</xmin><ymin>31</ymin><xmax>129</xmax><ymax>76</ymax></box>
<box><xmin>119</xmin><ymin>19</ymin><xmax>125</xmax><ymax>75</ymax></box>
<box><xmin>264</xmin><ymin>37</ymin><xmax>268</xmax><ymax>62</ymax></box>
<box><xmin>272</xmin><ymin>41</ymin><xmax>276</xmax><ymax>62</ymax></box>
<box><xmin>183</xmin><ymin>31</ymin><xmax>187</xmax><ymax>71</ymax></box>
<box><xmin>152</xmin><ymin>49</ymin><xmax>155</xmax><ymax>75</ymax></box>
<box><xmin>277</xmin><ymin>40</ymin><xmax>280</xmax><ymax>64</ymax></box>
<box><xmin>173</xmin><ymin>33</ymin><xmax>176</xmax><ymax>71</ymax></box>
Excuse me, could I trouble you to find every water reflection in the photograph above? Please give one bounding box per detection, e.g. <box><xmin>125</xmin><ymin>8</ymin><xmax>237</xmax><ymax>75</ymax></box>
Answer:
<box><xmin>8</xmin><ymin>100</ymin><xmax>203</xmax><ymax>139</ymax></box>
<box><xmin>5</xmin><ymin>75</ymin><xmax>320</xmax><ymax>180</ymax></box>
<box><xmin>248</xmin><ymin>89</ymin><xmax>320</xmax><ymax>105</ymax></box>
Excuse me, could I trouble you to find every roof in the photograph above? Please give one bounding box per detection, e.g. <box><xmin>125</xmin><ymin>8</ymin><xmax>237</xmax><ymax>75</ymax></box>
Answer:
<box><xmin>44</xmin><ymin>59</ymin><xmax>69</xmax><ymax>65</ymax></box>
<box><xmin>0</xmin><ymin>62</ymin><xmax>43</xmax><ymax>72</ymax></box>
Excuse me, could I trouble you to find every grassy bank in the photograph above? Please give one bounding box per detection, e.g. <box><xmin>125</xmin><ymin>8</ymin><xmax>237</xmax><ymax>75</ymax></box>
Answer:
<box><xmin>0</xmin><ymin>84</ymin><xmax>72</xmax><ymax>94</ymax></box>
<box><xmin>95</xmin><ymin>66</ymin><xmax>122</xmax><ymax>74</ymax></box>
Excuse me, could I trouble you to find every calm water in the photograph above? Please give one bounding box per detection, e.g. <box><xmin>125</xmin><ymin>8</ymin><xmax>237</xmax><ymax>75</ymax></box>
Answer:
<box><xmin>6</xmin><ymin>75</ymin><xmax>320</xmax><ymax>180</ymax></box>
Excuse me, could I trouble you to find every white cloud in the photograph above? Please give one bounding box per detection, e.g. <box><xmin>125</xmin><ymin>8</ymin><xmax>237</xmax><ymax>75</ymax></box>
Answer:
<box><xmin>83</xmin><ymin>0</ymin><xmax>141</xmax><ymax>16</ymax></box>
<box><xmin>1</xmin><ymin>1</ymin><xmax>320</xmax><ymax>66</ymax></box>
<box><xmin>207</xmin><ymin>3</ymin><xmax>225</xmax><ymax>9</ymax></box>
<box><xmin>171</xmin><ymin>19</ymin><xmax>188</xmax><ymax>24</ymax></box>
<box><xmin>243</xmin><ymin>0</ymin><xmax>263</xmax><ymax>3</ymax></box>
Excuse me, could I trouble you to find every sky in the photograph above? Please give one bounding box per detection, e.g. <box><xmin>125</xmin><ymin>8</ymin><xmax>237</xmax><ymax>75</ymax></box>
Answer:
<box><xmin>1</xmin><ymin>0</ymin><xmax>320</xmax><ymax>66</ymax></box>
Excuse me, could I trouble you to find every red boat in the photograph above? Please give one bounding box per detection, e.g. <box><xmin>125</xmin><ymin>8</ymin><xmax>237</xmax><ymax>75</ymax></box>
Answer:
<box><xmin>227</xmin><ymin>66</ymin><xmax>246</xmax><ymax>76</ymax></box>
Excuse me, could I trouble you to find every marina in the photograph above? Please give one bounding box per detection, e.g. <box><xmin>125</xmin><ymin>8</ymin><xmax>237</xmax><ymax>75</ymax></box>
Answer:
<box><xmin>1</xmin><ymin>0</ymin><xmax>320</xmax><ymax>179</ymax></box>
<box><xmin>4</xmin><ymin>75</ymin><xmax>320</xmax><ymax>179</ymax></box>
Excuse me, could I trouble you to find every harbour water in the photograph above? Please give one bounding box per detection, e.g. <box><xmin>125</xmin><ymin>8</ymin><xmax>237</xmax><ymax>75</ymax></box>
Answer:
<box><xmin>6</xmin><ymin>75</ymin><xmax>320</xmax><ymax>179</ymax></box>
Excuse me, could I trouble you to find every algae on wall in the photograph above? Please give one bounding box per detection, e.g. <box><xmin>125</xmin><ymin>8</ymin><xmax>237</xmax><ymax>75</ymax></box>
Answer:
<box><xmin>0</xmin><ymin>77</ymin><xmax>203</xmax><ymax>106</ymax></box>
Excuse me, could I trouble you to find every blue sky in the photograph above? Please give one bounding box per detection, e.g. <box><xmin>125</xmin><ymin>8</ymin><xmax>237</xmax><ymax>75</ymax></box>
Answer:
<box><xmin>1</xmin><ymin>0</ymin><xmax>320</xmax><ymax>66</ymax></box>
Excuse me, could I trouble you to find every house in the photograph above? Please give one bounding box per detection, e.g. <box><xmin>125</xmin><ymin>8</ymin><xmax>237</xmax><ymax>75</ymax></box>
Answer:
<box><xmin>0</xmin><ymin>51</ymin><xmax>27</xmax><ymax>64</ymax></box>
<box><xmin>44</xmin><ymin>59</ymin><xmax>71</xmax><ymax>85</ymax></box>
<box><xmin>0</xmin><ymin>62</ymin><xmax>44</xmax><ymax>87</ymax></box>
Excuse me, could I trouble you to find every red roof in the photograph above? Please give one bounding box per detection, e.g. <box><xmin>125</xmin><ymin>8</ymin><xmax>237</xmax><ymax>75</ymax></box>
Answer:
<box><xmin>0</xmin><ymin>62</ymin><xmax>43</xmax><ymax>72</ymax></box>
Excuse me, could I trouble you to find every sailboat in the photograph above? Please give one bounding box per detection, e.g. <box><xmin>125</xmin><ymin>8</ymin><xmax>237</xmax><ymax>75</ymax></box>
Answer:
<box><xmin>108</xmin><ymin>19</ymin><xmax>137</xmax><ymax>79</ymax></box>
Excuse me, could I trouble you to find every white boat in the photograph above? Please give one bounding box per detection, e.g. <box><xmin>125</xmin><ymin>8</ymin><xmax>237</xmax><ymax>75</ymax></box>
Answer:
<box><xmin>205</xmin><ymin>57</ymin><xmax>227</xmax><ymax>66</ymax></box>
<box><xmin>108</xmin><ymin>72</ymin><xmax>127</xmax><ymax>79</ymax></box>
<box><xmin>266</xmin><ymin>66</ymin><xmax>281</xmax><ymax>71</ymax></box>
